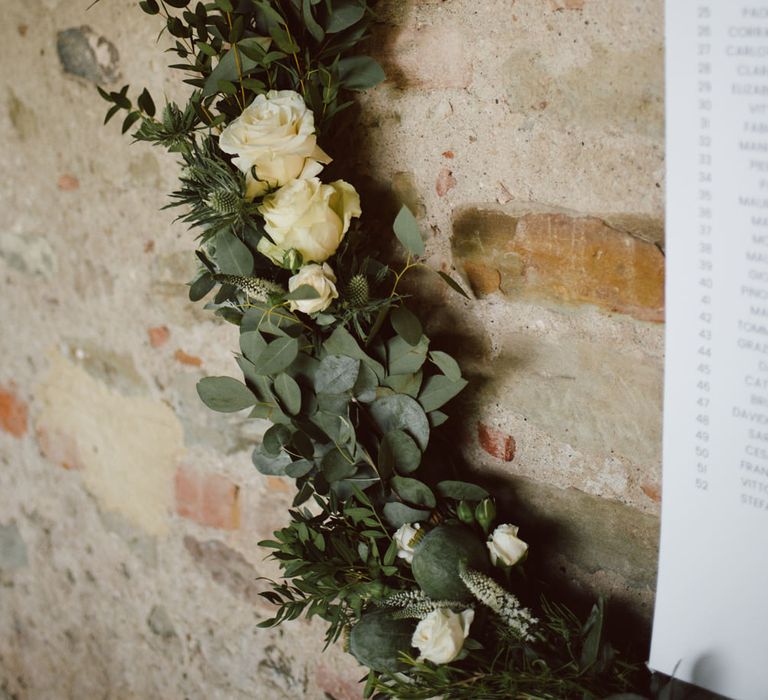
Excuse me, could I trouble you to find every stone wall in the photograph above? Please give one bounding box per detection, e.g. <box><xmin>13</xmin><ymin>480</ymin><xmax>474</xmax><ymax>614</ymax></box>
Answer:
<box><xmin>0</xmin><ymin>1</ymin><xmax>663</xmax><ymax>697</ymax></box>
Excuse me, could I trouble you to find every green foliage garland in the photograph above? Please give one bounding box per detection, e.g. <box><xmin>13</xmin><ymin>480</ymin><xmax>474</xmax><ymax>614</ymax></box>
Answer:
<box><xmin>98</xmin><ymin>2</ymin><xmax>658</xmax><ymax>697</ymax></box>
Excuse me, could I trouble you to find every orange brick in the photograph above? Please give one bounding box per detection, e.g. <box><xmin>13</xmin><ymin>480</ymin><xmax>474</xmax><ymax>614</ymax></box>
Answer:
<box><xmin>477</xmin><ymin>422</ymin><xmax>516</xmax><ymax>462</ymax></box>
<box><xmin>0</xmin><ymin>387</ymin><xmax>28</xmax><ymax>438</ymax></box>
<box><xmin>175</xmin><ymin>467</ymin><xmax>240</xmax><ymax>530</ymax></box>
<box><xmin>174</xmin><ymin>349</ymin><xmax>203</xmax><ymax>367</ymax></box>
<box><xmin>57</xmin><ymin>174</ymin><xmax>80</xmax><ymax>191</ymax></box>
<box><xmin>436</xmin><ymin>168</ymin><xmax>457</xmax><ymax>197</ymax></box>
<box><xmin>148</xmin><ymin>326</ymin><xmax>170</xmax><ymax>348</ymax></box>
<box><xmin>641</xmin><ymin>482</ymin><xmax>662</xmax><ymax>503</ymax></box>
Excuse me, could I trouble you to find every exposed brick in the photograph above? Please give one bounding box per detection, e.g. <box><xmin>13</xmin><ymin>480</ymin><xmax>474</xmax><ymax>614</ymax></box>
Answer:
<box><xmin>175</xmin><ymin>467</ymin><xmax>240</xmax><ymax>530</ymax></box>
<box><xmin>0</xmin><ymin>387</ymin><xmax>28</xmax><ymax>438</ymax></box>
<box><xmin>477</xmin><ymin>422</ymin><xmax>516</xmax><ymax>462</ymax></box>
<box><xmin>315</xmin><ymin>664</ymin><xmax>362</xmax><ymax>700</ymax></box>
<box><xmin>442</xmin><ymin>150</ymin><xmax>455</xmax><ymax>159</ymax></box>
<box><xmin>174</xmin><ymin>349</ymin><xmax>203</xmax><ymax>367</ymax></box>
<box><xmin>641</xmin><ymin>482</ymin><xmax>662</xmax><ymax>503</ymax></box>
<box><xmin>266</xmin><ymin>476</ymin><xmax>292</xmax><ymax>494</ymax></box>
<box><xmin>148</xmin><ymin>326</ymin><xmax>170</xmax><ymax>348</ymax></box>
<box><xmin>36</xmin><ymin>425</ymin><xmax>82</xmax><ymax>470</ymax></box>
<box><xmin>436</xmin><ymin>168</ymin><xmax>457</xmax><ymax>197</ymax></box>
<box><xmin>375</xmin><ymin>25</ymin><xmax>471</xmax><ymax>89</ymax></box>
<box><xmin>453</xmin><ymin>209</ymin><xmax>665</xmax><ymax>322</ymax></box>
<box><xmin>463</xmin><ymin>261</ymin><xmax>501</xmax><ymax>297</ymax></box>
<box><xmin>57</xmin><ymin>174</ymin><xmax>80</xmax><ymax>191</ymax></box>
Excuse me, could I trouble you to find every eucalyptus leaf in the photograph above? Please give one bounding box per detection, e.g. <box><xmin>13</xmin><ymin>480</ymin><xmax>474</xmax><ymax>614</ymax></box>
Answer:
<box><xmin>418</xmin><ymin>375</ymin><xmax>468</xmax><ymax>413</ymax></box>
<box><xmin>240</xmin><ymin>330</ymin><xmax>267</xmax><ymax>363</ymax></box>
<box><xmin>437</xmin><ymin>271</ymin><xmax>471</xmax><ymax>299</ymax></box>
<box><xmin>197</xmin><ymin>376</ymin><xmax>257</xmax><ymax>412</ymax></box>
<box><xmin>252</xmin><ymin>444</ymin><xmax>292</xmax><ymax>475</ymax></box>
<box><xmin>379</xmin><ymin>430</ymin><xmax>421</xmax><ymax>475</ymax></box>
<box><xmin>331</xmin><ymin>466</ymin><xmax>380</xmax><ymax>499</ymax></box>
<box><xmin>284</xmin><ymin>284</ymin><xmax>321</xmax><ymax>301</ymax></box>
<box><xmin>391</xmin><ymin>476</ymin><xmax>436</xmax><ymax>509</ymax></box>
<box><xmin>370</xmin><ymin>395</ymin><xmax>429</xmax><ymax>451</ymax></box>
<box><xmin>391</xmin><ymin>306</ymin><xmax>422</xmax><ymax>346</ymax></box>
<box><xmin>322</xmin><ymin>448</ymin><xmax>357</xmax><ymax>482</ymax></box>
<box><xmin>324</xmin><ymin>326</ymin><xmax>385</xmax><ymax>380</ymax></box>
<box><xmin>274</xmin><ymin>373</ymin><xmax>301</xmax><ymax>415</ymax></box>
<box><xmin>317</xmin><ymin>393</ymin><xmax>350</xmax><ymax>415</ymax></box>
<box><xmin>429</xmin><ymin>351</ymin><xmax>462</xmax><ymax>381</ymax></box>
<box><xmin>337</xmin><ymin>55</ymin><xmax>385</xmax><ymax>91</ymax></box>
<box><xmin>383</xmin><ymin>371</ymin><xmax>422</xmax><ymax>399</ymax></box>
<box><xmin>189</xmin><ymin>273</ymin><xmax>215</xmax><ymax>301</ymax></box>
<box><xmin>286</xmin><ymin>459</ymin><xmax>314</xmax><ymax>478</ymax></box>
<box><xmin>436</xmin><ymin>480</ymin><xmax>489</xmax><ymax>501</ymax></box>
<box><xmin>263</xmin><ymin>423</ymin><xmax>292</xmax><ymax>455</ymax></box>
<box><xmin>392</xmin><ymin>205</ymin><xmax>424</xmax><ymax>256</ymax></box>
<box><xmin>256</xmin><ymin>336</ymin><xmax>299</xmax><ymax>375</ymax></box>
<box><xmin>353</xmin><ymin>363</ymin><xmax>379</xmax><ymax>403</ymax></box>
<box><xmin>387</xmin><ymin>335</ymin><xmax>428</xmax><ymax>375</ymax></box>
<box><xmin>210</xmin><ymin>230</ymin><xmax>254</xmax><ymax>276</ymax></box>
<box><xmin>429</xmin><ymin>410</ymin><xmax>449</xmax><ymax>427</ymax></box>
<box><xmin>383</xmin><ymin>502</ymin><xmax>431</xmax><ymax>528</ymax></box>
<box><xmin>316</xmin><ymin>355</ymin><xmax>360</xmax><ymax>394</ymax></box>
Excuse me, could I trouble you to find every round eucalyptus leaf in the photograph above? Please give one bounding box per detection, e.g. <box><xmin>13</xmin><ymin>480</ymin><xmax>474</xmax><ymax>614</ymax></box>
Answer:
<box><xmin>321</xmin><ymin>448</ymin><xmax>357</xmax><ymax>482</ymax></box>
<box><xmin>285</xmin><ymin>459</ymin><xmax>314</xmax><ymax>479</ymax></box>
<box><xmin>379</xmin><ymin>430</ymin><xmax>421</xmax><ymax>475</ymax></box>
<box><xmin>391</xmin><ymin>305</ymin><xmax>423</xmax><ymax>346</ymax></box>
<box><xmin>274</xmin><ymin>373</ymin><xmax>301</xmax><ymax>415</ymax></box>
<box><xmin>391</xmin><ymin>476</ymin><xmax>435</xmax><ymax>509</ymax></box>
<box><xmin>382</xmin><ymin>501</ymin><xmax>431</xmax><ymax>528</ymax></box>
<box><xmin>262</xmin><ymin>424</ymin><xmax>292</xmax><ymax>456</ymax></box>
<box><xmin>315</xmin><ymin>354</ymin><xmax>360</xmax><ymax>394</ymax></box>
<box><xmin>418</xmin><ymin>375</ymin><xmax>468</xmax><ymax>413</ymax></box>
<box><xmin>197</xmin><ymin>376</ymin><xmax>256</xmax><ymax>413</ymax></box>
<box><xmin>370</xmin><ymin>394</ymin><xmax>429</xmax><ymax>451</ymax></box>
<box><xmin>252</xmin><ymin>445</ymin><xmax>292</xmax><ymax>475</ymax></box>
<box><xmin>436</xmin><ymin>480</ymin><xmax>490</xmax><ymax>502</ymax></box>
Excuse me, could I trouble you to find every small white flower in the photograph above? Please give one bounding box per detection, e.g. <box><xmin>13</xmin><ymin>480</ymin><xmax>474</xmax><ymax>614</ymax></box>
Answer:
<box><xmin>411</xmin><ymin>608</ymin><xmax>474</xmax><ymax>665</ymax></box>
<box><xmin>287</xmin><ymin>263</ymin><xmax>339</xmax><ymax>315</ymax></box>
<box><xmin>218</xmin><ymin>89</ymin><xmax>331</xmax><ymax>198</ymax></box>
<box><xmin>487</xmin><ymin>523</ymin><xmax>528</xmax><ymax>568</ymax></box>
<box><xmin>393</xmin><ymin>523</ymin><xmax>421</xmax><ymax>564</ymax></box>
<box><xmin>257</xmin><ymin>178</ymin><xmax>361</xmax><ymax>266</ymax></box>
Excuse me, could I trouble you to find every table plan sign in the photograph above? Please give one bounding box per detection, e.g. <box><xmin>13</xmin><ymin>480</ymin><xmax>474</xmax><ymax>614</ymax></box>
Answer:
<box><xmin>651</xmin><ymin>2</ymin><xmax>768</xmax><ymax>698</ymax></box>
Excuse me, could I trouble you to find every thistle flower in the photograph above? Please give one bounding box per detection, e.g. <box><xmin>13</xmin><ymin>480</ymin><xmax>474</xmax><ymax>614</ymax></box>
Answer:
<box><xmin>206</xmin><ymin>188</ymin><xmax>242</xmax><ymax>216</ymax></box>
<box><xmin>345</xmin><ymin>274</ymin><xmax>369</xmax><ymax>307</ymax></box>
<box><xmin>458</xmin><ymin>563</ymin><xmax>538</xmax><ymax>641</ymax></box>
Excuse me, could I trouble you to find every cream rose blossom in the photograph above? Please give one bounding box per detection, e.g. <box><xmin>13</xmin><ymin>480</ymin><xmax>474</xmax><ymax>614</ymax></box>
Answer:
<box><xmin>257</xmin><ymin>178</ymin><xmax>361</xmax><ymax>266</ymax></box>
<box><xmin>411</xmin><ymin>609</ymin><xmax>474</xmax><ymax>665</ymax></box>
<box><xmin>287</xmin><ymin>263</ymin><xmax>339</xmax><ymax>315</ymax></box>
<box><xmin>393</xmin><ymin>523</ymin><xmax>422</xmax><ymax>564</ymax></box>
<box><xmin>486</xmin><ymin>524</ymin><xmax>528</xmax><ymax>568</ymax></box>
<box><xmin>218</xmin><ymin>90</ymin><xmax>331</xmax><ymax>198</ymax></box>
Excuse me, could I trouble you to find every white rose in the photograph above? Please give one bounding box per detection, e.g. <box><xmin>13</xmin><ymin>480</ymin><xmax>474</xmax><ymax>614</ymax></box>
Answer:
<box><xmin>411</xmin><ymin>609</ymin><xmax>474</xmax><ymax>665</ymax></box>
<box><xmin>287</xmin><ymin>263</ymin><xmax>339</xmax><ymax>315</ymax></box>
<box><xmin>218</xmin><ymin>90</ymin><xmax>331</xmax><ymax>198</ymax></box>
<box><xmin>486</xmin><ymin>524</ymin><xmax>528</xmax><ymax>568</ymax></box>
<box><xmin>257</xmin><ymin>178</ymin><xmax>361</xmax><ymax>266</ymax></box>
<box><xmin>393</xmin><ymin>523</ymin><xmax>422</xmax><ymax>564</ymax></box>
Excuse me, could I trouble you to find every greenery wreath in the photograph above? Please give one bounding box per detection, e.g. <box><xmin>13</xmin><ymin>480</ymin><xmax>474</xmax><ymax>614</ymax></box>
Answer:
<box><xmin>98</xmin><ymin>1</ymin><xmax>659</xmax><ymax>697</ymax></box>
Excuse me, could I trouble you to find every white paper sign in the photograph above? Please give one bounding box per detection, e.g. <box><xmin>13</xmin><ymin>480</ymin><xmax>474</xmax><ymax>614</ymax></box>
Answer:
<box><xmin>651</xmin><ymin>3</ymin><xmax>768</xmax><ymax>698</ymax></box>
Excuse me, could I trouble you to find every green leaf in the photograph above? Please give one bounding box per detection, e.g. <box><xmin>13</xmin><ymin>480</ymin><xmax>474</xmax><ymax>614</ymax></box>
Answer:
<box><xmin>391</xmin><ymin>476</ymin><xmax>435</xmax><ymax>509</ymax></box>
<box><xmin>429</xmin><ymin>351</ymin><xmax>462</xmax><ymax>381</ymax></box>
<box><xmin>255</xmin><ymin>337</ymin><xmax>299</xmax><ymax>375</ymax></box>
<box><xmin>197</xmin><ymin>376</ymin><xmax>257</xmax><ymax>412</ymax></box>
<box><xmin>436</xmin><ymin>481</ymin><xmax>489</xmax><ymax>501</ymax></box>
<box><xmin>382</xmin><ymin>371</ymin><xmax>422</xmax><ymax>399</ymax></box>
<box><xmin>353</xmin><ymin>363</ymin><xmax>378</xmax><ymax>403</ymax></box>
<box><xmin>211</xmin><ymin>230</ymin><xmax>254</xmax><ymax>276</ymax></box>
<box><xmin>326</xmin><ymin>0</ymin><xmax>366</xmax><ymax>32</ymax></box>
<box><xmin>393</xmin><ymin>205</ymin><xmax>424</xmax><ymax>256</ymax></box>
<box><xmin>252</xmin><ymin>444</ymin><xmax>292</xmax><ymax>475</ymax></box>
<box><xmin>302</xmin><ymin>0</ymin><xmax>325</xmax><ymax>41</ymax></box>
<box><xmin>383</xmin><ymin>502</ymin><xmax>430</xmax><ymax>528</ymax></box>
<box><xmin>437</xmin><ymin>271</ymin><xmax>470</xmax><ymax>299</ymax></box>
<box><xmin>202</xmin><ymin>36</ymin><xmax>272</xmax><ymax>97</ymax></box>
<box><xmin>284</xmin><ymin>284</ymin><xmax>321</xmax><ymax>301</ymax></box>
<box><xmin>189</xmin><ymin>273</ymin><xmax>215</xmax><ymax>301</ymax></box>
<box><xmin>240</xmin><ymin>330</ymin><xmax>267</xmax><ymax>363</ymax></box>
<box><xmin>379</xmin><ymin>430</ymin><xmax>421</xmax><ymax>475</ymax></box>
<box><xmin>137</xmin><ymin>88</ymin><xmax>155</xmax><ymax>117</ymax></box>
<box><xmin>315</xmin><ymin>355</ymin><xmax>360</xmax><ymax>394</ymax></box>
<box><xmin>429</xmin><ymin>410</ymin><xmax>449</xmax><ymax>427</ymax></box>
<box><xmin>324</xmin><ymin>327</ymin><xmax>385</xmax><ymax>380</ymax></box>
<box><xmin>370</xmin><ymin>395</ymin><xmax>429</xmax><ymax>451</ymax></box>
<box><xmin>121</xmin><ymin>111</ymin><xmax>141</xmax><ymax>134</ymax></box>
<box><xmin>322</xmin><ymin>448</ymin><xmax>357</xmax><ymax>482</ymax></box>
<box><xmin>263</xmin><ymin>424</ymin><xmax>292</xmax><ymax>455</ymax></box>
<box><xmin>418</xmin><ymin>375</ymin><xmax>468</xmax><ymax>412</ymax></box>
<box><xmin>580</xmin><ymin>598</ymin><xmax>605</xmax><ymax>672</ymax></box>
<box><xmin>214</xmin><ymin>0</ymin><xmax>234</xmax><ymax>10</ymax></box>
<box><xmin>337</xmin><ymin>55</ymin><xmax>385</xmax><ymax>91</ymax></box>
<box><xmin>391</xmin><ymin>306</ymin><xmax>422</xmax><ymax>346</ymax></box>
<box><xmin>139</xmin><ymin>0</ymin><xmax>160</xmax><ymax>14</ymax></box>
<box><xmin>274</xmin><ymin>373</ymin><xmax>301</xmax><ymax>415</ymax></box>
<box><xmin>387</xmin><ymin>335</ymin><xmax>428</xmax><ymax>375</ymax></box>
<box><xmin>242</xmin><ymin>303</ymin><xmax>302</xmax><ymax>337</ymax></box>
<box><xmin>286</xmin><ymin>459</ymin><xmax>314</xmax><ymax>478</ymax></box>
